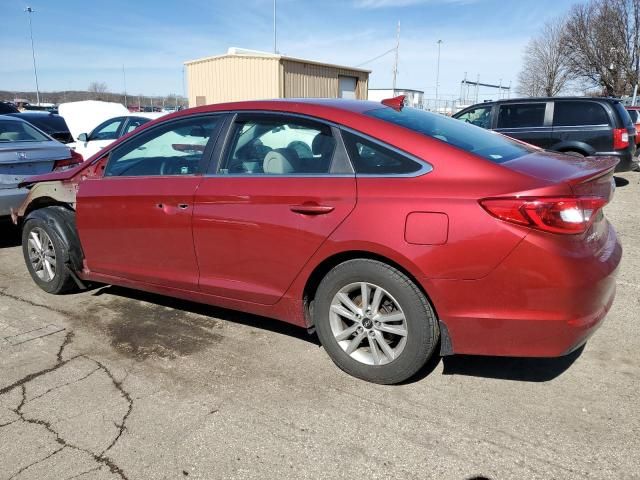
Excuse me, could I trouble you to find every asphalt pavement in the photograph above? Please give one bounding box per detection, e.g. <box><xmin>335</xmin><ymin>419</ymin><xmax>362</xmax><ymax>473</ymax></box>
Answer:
<box><xmin>0</xmin><ymin>172</ymin><xmax>639</xmax><ymax>480</ymax></box>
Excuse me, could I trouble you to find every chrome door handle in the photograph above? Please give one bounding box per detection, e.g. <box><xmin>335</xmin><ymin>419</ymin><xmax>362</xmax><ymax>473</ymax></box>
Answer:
<box><xmin>177</xmin><ymin>204</ymin><xmax>189</xmax><ymax>209</ymax></box>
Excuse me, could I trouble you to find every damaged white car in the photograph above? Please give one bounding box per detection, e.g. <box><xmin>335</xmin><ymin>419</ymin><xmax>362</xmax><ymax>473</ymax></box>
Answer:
<box><xmin>59</xmin><ymin>101</ymin><xmax>164</xmax><ymax>160</ymax></box>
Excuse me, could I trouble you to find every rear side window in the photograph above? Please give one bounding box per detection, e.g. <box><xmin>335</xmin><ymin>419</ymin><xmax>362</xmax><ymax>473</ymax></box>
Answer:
<box><xmin>341</xmin><ymin>130</ymin><xmax>423</xmax><ymax>174</ymax></box>
<box><xmin>366</xmin><ymin>107</ymin><xmax>534</xmax><ymax>164</ymax></box>
<box><xmin>221</xmin><ymin>117</ymin><xmax>335</xmax><ymax>175</ymax></box>
<box><xmin>627</xmin><ymin>109</ymin><xmax>639</xmax><ymax>123</ymax></box>
<box><xmin>0</xmin><ymin>120</ymin><xmax>49</xmax><ymax>142</ymax></box>
<box><xmin>553</xmin><ymin>101</ymin><xmax>609</xmax><ymax>126</ymax></box>
<box><xmin>497</xmin><ymin>103</ymin><xmax>546</xmax><ymax>128</ymax></box>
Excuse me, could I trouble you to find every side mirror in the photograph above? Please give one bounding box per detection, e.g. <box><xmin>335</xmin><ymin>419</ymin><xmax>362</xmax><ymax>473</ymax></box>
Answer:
<box><xmin>77</xmin><ymin>133</ymin><xmax>88</xmax><ymax>142</ymax></box>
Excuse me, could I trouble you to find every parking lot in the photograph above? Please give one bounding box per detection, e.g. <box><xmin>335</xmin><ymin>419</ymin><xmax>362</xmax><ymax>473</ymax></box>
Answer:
<box><xmin>0</xmin><ymin>172</ymin><xmax>638</xmax><ymax>480</ymax></box>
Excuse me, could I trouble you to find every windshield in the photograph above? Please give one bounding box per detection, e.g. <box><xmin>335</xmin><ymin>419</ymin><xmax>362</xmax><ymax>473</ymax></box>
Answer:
<box><xmin>366</xmin><ymin>107</ymin><xmax>535</xmax><ymax>163</ymax></box>
<box><xmin>0</xmin><ymin>119</ymin><xmax>50</xmax><ymax>143</ymax></box>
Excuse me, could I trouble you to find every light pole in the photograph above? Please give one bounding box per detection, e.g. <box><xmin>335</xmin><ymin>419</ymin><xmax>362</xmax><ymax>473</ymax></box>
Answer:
<box><xmin>435</xmin><ymin>39</ymin><xmax>442</xmax><ymax>112</ymax></box>
<box><xmin>122</xmin><ymin>65</ymin><xmax>127</xmax><ymax>108</ymax></box>
<box><xmin>25</xmin><ymin>7</ymin><xmax>40</xmax><ymax>105</ymax></box>
<box><xmin>273</xmin><ymin>0</ymin><xmax>277</xmax><ymax>54</ymax></box>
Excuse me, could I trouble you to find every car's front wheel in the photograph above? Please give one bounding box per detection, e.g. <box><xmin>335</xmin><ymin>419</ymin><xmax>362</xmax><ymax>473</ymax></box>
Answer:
<box><xmin>22</xmin><ymin>216</ymin><xmax>77</xmax><ymax>294</ymax></box>
<box><xmin>313</xmin><ymin>259</ymin><xmax>439</xmax><ymax>384</ymax></box>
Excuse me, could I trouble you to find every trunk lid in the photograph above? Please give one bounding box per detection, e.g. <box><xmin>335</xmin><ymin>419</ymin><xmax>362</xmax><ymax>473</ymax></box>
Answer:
<box><xmin>504</xmin><ymin>150</ymin><xmax>617</xmax><ymax>200</ymax></box>
<box><xmin>0</xmin><ymin>141</ymin><xmax>70</xmax><ymax>189</ymax></box>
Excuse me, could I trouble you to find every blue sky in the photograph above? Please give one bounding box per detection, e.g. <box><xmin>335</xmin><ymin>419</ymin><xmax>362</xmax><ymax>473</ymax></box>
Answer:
<box><xmin>1</xmin><ymin>0</ymin><xmax>581</xmax><ymax>100</ymax></box>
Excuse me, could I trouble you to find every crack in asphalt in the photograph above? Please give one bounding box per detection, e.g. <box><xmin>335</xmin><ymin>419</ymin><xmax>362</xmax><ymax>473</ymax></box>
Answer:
<box><xmin>7</xmin><ymin>434</ymin><xmax>66</xmax><ymax>480</ymax></box>
<box><xmin>27</xmin><ymin>366</ymin><xmax>100</xmax><ymax>403</ymax></box>
<box><xmin>65</xmin><ymin>466</ymin><xmax>103</xmax><ymax>479</ymax></box>
<box><xmin>1</xmin><ymin>325</ymin><xmax>134</xmax><ymax>480</ymax></box>
<box><xmin>0</xmin><ymin>287</ymin><xmax>73</xmax><ymax>318</ymax></box>
<box><xmin>92</xmin><ymin>359</ymin><xmax>134</xmax><ymax>456</ymax></box>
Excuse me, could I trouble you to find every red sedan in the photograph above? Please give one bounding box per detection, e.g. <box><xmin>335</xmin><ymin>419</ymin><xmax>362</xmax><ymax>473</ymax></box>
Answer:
<box><xmin>13</xmin><ymin>97</ymin><xmax>621</xmax><ymax>384</ymax></box>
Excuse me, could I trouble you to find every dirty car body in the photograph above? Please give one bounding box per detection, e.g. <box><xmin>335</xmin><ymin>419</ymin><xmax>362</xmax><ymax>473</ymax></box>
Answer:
<box><xmin>13</xmin><ymin>98</ymin><xmax>622</xmax><ymax>384</ymax></box>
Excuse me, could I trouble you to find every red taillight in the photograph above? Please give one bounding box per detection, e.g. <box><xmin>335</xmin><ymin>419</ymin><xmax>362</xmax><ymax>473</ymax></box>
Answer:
<box><xmin>480</xmin><ymin>196</ymin><xmax>608</xmax><ymax>234</ymax></box>
<box><xmin>613</xmin><ymin>128</ymin><xmax>629</xmax><ymax>150</ymax></box>
<box><xmin>54</xmin><ymin>149</ymin><xmax>84</xmax><ymax>171</ymax></box>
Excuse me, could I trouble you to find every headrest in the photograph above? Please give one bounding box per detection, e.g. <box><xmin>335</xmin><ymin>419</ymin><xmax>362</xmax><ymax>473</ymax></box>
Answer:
<box><xmin>263</xmin><ymin>148</ymin><xmax>299</xmax><ymax>174</ymax></box>
<box><xmin>312</xmin><ymin>133</ymin><xmax>335</xmax><ymax>156</ymax></box>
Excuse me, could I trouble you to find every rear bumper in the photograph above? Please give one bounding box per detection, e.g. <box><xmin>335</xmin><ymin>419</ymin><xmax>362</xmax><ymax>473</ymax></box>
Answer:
<box><xmin>427</xmin><ymin>223</ymin><xmax>622</xmax><ymax>357</ymax></box>
<box><xmin>0</xmin><ymin>187</ymin><xmax>28</xmax><ymax>217</ymax></box>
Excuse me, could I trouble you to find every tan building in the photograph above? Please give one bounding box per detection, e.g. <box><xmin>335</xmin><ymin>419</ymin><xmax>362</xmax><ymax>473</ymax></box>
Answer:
<box><xmin>184</xmin><ymin>48</ymin><xmax>370</xmax><ymax>107</ymax></box>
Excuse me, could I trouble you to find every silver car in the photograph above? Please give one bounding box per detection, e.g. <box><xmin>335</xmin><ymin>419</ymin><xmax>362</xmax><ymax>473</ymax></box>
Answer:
<box><xmin>0</xmin><ymin>115</ymin><xmax>79</xmax><ymax>217</ymax></box>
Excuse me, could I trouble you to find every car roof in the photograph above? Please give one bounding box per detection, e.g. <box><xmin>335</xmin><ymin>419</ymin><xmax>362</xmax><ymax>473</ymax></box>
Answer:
<box><xmin>8</xmin><ymin>111</ymin><xmax>62</xmax><ymax>118</ymax></box>
<box><xmin>465</xmin><ymin>97</ymin><xmax>621</xmax><ymax>107</ymax></box>
<box><xmin>159</xmin><ymin>99</ymin><xmax>387</xmax><ymax>127</ymax></box>
<box><xmin>0</xmin><ymin>114</ymin><xmax>29</xmax><ymax>122</ymax></box>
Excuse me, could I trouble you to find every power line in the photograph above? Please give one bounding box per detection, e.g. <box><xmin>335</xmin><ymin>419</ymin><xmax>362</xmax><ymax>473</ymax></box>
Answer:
<box><xmin>355</xmin><ymin>47</ymin><xmax>396</xmax><ymax>68</ymax></box>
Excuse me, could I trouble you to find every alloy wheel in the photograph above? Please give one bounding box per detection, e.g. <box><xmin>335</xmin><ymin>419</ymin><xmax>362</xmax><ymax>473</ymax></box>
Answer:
<box><xmin>27</xmin><ymin>227</ymin><xmax>57</xmax><ymax>282</ymax></box>
<box><xmin>329</xmin><ymin>282</ymin><xmax>408</xmax><ymax>366</ymax></box>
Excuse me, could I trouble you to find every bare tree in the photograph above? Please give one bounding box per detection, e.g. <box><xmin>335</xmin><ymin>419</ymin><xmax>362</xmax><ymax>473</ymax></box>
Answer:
<box><xmin>563</xmin><ymin>0</ymin><xmax>640</xmax><ymax>96</ymax></box>
<box><xmin>87</xmin><ymin>81</ymin><xmax>108</xmax><ymax>99</ymax></box>
<box><xmin>517</xmin><ymin>19</ymin><xmax>572</xmax><ymax>97</ymax></box>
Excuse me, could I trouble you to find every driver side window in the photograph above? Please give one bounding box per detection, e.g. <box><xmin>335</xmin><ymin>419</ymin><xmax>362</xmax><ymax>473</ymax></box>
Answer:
<box><xmin>104</xmin><ymin>116</ymin><xmax>220</xmax><ymax>177</ymax></box>
<box><xmin>90</xmin><ymin>118</ymin><xmax>123</xmax><ymax>141</ymax></box>
<box><xmin>456</xmin><ymin>107</ymin><xmax>492</xmax><ymax>129</ymax></box>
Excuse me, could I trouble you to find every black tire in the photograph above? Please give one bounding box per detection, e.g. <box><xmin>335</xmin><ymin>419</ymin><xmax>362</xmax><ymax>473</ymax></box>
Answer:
<box><xmin>313</xmin><ymin>259</ymin><xmax>439</xmax><ymax>384</ymax></box>
<box><xmin>21</xmin><ymin>215</ymin><xmax>77</xmax><ymax>294</ymax></box>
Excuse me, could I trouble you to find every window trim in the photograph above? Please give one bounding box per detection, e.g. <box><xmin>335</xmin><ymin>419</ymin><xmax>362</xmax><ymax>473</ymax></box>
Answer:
<box><xmin>338</xmin><ymin>126</ymin><xmax>433</xmax><ymax>178</ymax></box>
<box><xmin>211</xmin><ymin>111</ymin><xmax>355</xmax><ymax>177</ymax></box>
<box><xmin>102</xmin><ymin>113</ymin><xmax>225</xmax><ymax>179</ymax></box>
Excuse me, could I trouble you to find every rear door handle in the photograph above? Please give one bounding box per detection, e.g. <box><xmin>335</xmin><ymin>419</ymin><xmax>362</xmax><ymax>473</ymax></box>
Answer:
<box><xmin>156</xmin><ymin>203</ymin><xmax>190</xmax><ymax>213</ymax></box>
<box><xmin>290</xmin><ymin>204</ymin><xmax>335</xmax><ymax>215</ymax></box>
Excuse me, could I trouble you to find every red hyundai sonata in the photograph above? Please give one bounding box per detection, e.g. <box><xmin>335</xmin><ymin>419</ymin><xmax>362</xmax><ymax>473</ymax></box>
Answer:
<box><xmin>13</xmin><ymin>97</ymin><xmax>621</xmax><ymax>384</ymax></box>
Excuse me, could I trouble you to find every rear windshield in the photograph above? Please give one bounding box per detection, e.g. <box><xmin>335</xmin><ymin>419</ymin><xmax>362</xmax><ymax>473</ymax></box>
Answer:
<box><xmin>0</xmin><ymin>119</ymin><xmax>49</xmax><ymax>143</ymax></box>
<box><xmin>614</xmin><ymin>102</ymin><xmax>635</xmax><ymax>128</ymax></box>
<box><xmin>23</xmin><ymin>115</ymin><xmax>70</xmax><ymax>133</ymax></box>
<box><xmin>366</xmin><ymin>107</ymin><xmax>534</xmax><ymax>163</ymax></box>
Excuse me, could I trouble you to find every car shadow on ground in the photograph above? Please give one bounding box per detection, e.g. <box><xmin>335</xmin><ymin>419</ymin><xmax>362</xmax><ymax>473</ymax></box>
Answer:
<box><xmin>0</xmin><ymin>220</ymin><xmax>21</xmax><ymax>248</ymax></box>
<box><xmin>92</xmin><ymin>284</ymin><xmax>321</xmax><ymax>346</ymax></box>
<box><xmin>90</xmin><ymin>285</ymin><xmax>584</xmax><ymax>383</ymax></box>
<box><xmin>440</xmin><ymin>346</ymin><xmax>585</xmax><ymax>382</ymax></box>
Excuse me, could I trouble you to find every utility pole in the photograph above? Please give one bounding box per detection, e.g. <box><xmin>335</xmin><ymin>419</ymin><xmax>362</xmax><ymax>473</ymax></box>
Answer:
<box><xmin>122</xmin><ymin>65</ymin><xmax>127</xmax><ymax>108</ymax></box>
<box><xmin>435</xmin><ymin>39</ymin><xmax>443</xmax><ymax>112</ymax></box>
<box><xmin>475</xmin><ymin>74</ymin><xmax>480</xmax><ymax>103</ymax></box>
<box><xmin>25</xmin><ymin>7</ymin><xmax>40</xmax><ymax>105</ymax></box>
<box><xmin>273</xmin><ymin>0</ymin><xmax>277</xmax><ymax>54</ymax></box>
<box><xmin>392</xmin><ymin>21</ymin><xmax>400</xmax><ymax>95</ymax></box>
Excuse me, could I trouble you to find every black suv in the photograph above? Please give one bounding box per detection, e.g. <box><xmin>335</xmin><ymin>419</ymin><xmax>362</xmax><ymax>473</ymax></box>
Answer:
<box><xmin>453</xmin><ymin>97</ymin><xmax>638</xmax><ymax>172</ymax></box>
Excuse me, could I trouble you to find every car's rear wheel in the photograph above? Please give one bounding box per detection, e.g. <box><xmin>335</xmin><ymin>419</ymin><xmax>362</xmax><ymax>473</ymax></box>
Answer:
<box><xmin>22</xmin><ymin>217</ymin><xmax>77</xmax><ymax>294</ymax></box>
<box><xmin>313</xmin><ymin>259</ymin><xmax>439</xmax><ymax>384</ymax></box>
